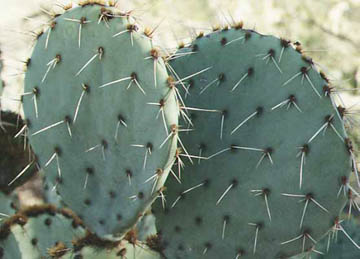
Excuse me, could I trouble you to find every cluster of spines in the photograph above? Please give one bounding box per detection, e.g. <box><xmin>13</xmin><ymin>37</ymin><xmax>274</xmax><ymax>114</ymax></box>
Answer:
<box><xmin>19</xmin><ymin>0</ymin><xmax>180</xmax><ymax>241</ymax></box>
<box><xmin>1</xmin><ymin>2</ymin><xmax>359</xmax><ymax>259</ymax></box>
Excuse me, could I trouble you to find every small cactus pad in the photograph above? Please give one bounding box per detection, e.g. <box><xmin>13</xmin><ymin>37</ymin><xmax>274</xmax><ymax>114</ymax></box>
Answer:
<box><xmin>0</xmin><ymin>111</ymin><xmax>36</xmax><ymax>194</ymax></box>
<box><xmin>154</xmin><ymin>28</ymin><xmax>353</xmax><ymax>258</ymax></box>
<box><xmin>0</xmin><ymin>205</ymin><xmax>86</xmax><ymax>258</ymax></box>
<box><xmin>23</xmin><ymin>4</ymin><xmax>178</xmax><ymax>237</ymax></box>
<box><xmin>60</xmin><ymin>234</ymin><xmax>161</xmax><ymax>259</ymax></box>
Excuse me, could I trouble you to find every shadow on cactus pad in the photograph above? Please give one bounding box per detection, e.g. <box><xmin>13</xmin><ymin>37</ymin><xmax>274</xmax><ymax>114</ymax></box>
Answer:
<box><xmin>0</xmin><ymin>111</ymin><xmax>37</xmax><ymax>194</ymax></box>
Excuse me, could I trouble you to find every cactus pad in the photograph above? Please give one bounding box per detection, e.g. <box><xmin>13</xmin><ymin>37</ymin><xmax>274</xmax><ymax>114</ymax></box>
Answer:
<box><xmin>136</xmin><ymin>209</ymin><xmax>157</xmax><ymax>241</ymax></box>
<box><xmin>23</xmin><ymin>4</ymin><xmax>178</xmax><ymax>238</ymax></box>
<box><xmin>60</xmin><ymin>233</ymin><xmax>161</xmax><ymax>259</ymax></box>
<box><xmin>154</xmin><ymin>27</ymin><xmax>353</xmax><ymax>258</ymax></box>
<box><xmin>0</xmin><ymin>205</ymin><xmax>86</xmax><ymax>259</ymax></box>
<box><xmin>313</xmin><ymin>219</ymin><xmax>360</xmax><ymax>258</ymax></box>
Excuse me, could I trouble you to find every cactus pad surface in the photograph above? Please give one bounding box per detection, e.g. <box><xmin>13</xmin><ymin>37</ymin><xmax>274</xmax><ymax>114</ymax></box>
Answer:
<box><xmin>23</xmin><ymin>4</ymin><xmax>178</xmax><ymax>238</ymax></box>
<box><xmin>154</xmin><ymin>27</ymin><xmax>353</xmax><ymax>258</ymax></box>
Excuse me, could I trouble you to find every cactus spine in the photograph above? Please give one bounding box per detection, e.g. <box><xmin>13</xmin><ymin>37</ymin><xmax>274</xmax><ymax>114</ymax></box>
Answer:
<box><xmin>23</xmin><ymin>3</ymin><xmax>178</xmax><ymax>238</ymax></box>
<box><xmin>0</xmin><ymin>2</ymin><xmax>359</xmax><ymax>259</ymax></box>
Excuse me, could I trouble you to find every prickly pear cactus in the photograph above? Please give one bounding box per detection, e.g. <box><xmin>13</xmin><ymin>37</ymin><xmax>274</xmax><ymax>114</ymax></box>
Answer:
<box><xmin>0</xmin><ymin>205</ymin><xmax>86</xmax><ymax>259</ymax></box>
<box><xmin>0</xmin><ymin>111</ymin><xmax>36</xmax><ymax>194</ymax></box>
<box><xmin>154</xmin><ymin>27</ymin><xmax>353</xmax><ymax>258</ymax></box>
<box><xmin>23</xmin><ymin>3</ymin><xmax>178</xmax><ymax>238</ymax></box>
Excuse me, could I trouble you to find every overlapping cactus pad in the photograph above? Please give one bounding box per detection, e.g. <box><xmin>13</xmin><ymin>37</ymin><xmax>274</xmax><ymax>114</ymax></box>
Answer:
<box><xmin>0</xmin><ymin>205</ymin><xmax>86</xmax><ymax>259</ymax></box>
<box><xmin>0</xmin><ymin>204</ymin><xmax>162</xmax><ymax>259</ymax></box>
<box><xmin>135</xmin><ymin>208</ymin><xmax>156</xmax><ymax>242</ymax></box>
<box><xmin>154</xmin><ymin>27</ymin><xmax>353</xmax><ymax>258</ymax></box>
<box><xmin>61</xmin><ymin>244</ymin><xmax>161</xmax><ymax>259</ymax></box>
<box><xmin>60</xmin><ymin>232</ymin><xmax>161</xmax><ymax>259</ymax></box>
<box><xmin>23</xmin><ymin>4</ymin><xmax>178</xmax><ymax>238</ymax></box>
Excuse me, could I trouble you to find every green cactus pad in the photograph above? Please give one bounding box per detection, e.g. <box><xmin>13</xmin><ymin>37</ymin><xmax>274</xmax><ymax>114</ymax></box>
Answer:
<box><xmin>41</xmin><ymin>171</ymin><xmax>64</xmax><ymax>207</ymax></box>
<box><xmin>154</xmin><ymin>27</ymin><xmax>353</xmax><ymax>258</ymax></box>
<box><xmin>21</xmin><ymin>206</ymin><xmax>86</xmax><ymax>257</ymax></box>
<box><xmin>54</xmin><ymin>229</ymin><xmax>162</xmax><ymax>259</ymax></box>
<box><xmin>23</xmin><ymin>4</ymin><xmax>178</xmax><ymax>238</ymax></box>
<box><xmin>60</xmin><ymin>237</ymin><xmax>161</xmax><ymax>259</ymax></box>
<box><xmin>1</xmin><ymin>218</ymin><xmax>41</xmax><ymax>259</ymax></box>
<box><xmin>311</xmin><ymin>219</ymin><xmax>360</xmax><ymax>258</ymax></box>
<box><xmin>136</xmin><ymin>209</ymin><xmax>157</xmax><ymax>241</ymax></box>
<box><xmin>0</xmin><ymin>205</ymin><xmax>86</xmax><ymax>259</ymax></box>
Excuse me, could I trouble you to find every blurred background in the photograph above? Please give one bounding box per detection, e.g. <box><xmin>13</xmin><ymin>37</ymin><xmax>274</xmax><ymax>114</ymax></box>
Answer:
<box><xmin>0</xmin><ymin>0</ymin><xmax>359</xmax><ymax>213</ymax></box>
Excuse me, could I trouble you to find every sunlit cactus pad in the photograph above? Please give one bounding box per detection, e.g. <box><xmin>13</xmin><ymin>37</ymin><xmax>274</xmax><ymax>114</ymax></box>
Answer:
<box><xmin>154</xmin><ymin>27</ymin><xmax>353</xmax><ymax>258</ymax></box>
<box><xmin>23</xmin><ymin>4</ymin><xmax>178</xmax><ymax>238</ymax></box>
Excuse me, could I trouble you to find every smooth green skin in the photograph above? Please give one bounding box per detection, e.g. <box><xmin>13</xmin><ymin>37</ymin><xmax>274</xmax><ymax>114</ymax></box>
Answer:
<box><xmin>42</xmin><ymin>177</ymin><xmax>63</xmax><ymax>206</ymax></box>
<box><xmin>41</xmin><ymin>171</ymin><xmax>64</xmax><ymax>207</ymax></box>
<box><xmin>60</xmin><ymin>240</ymin><xmax>161</xmax><ymax>259</ymax></box>
<box><xmin>154</xmin><ymin>28</ymin><xmax>351</xmax><ymax>259</ymax></box>
<box><xmin>23</xmin><ymin>5</ymin><xmax>178</xmax><ymax>238</ymax></box>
